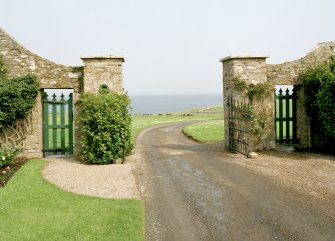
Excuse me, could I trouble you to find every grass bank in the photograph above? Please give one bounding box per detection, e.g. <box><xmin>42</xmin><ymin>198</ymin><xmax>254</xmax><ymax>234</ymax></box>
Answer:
<box><xmin>0</xmin><ymin>160</ymin><xmax>144</xmax><ymax>241</ymax></box>
<box><xmin>183</xmin><ymin>120</ymin><xmax>224</xmax><ymax>143</ymax></box>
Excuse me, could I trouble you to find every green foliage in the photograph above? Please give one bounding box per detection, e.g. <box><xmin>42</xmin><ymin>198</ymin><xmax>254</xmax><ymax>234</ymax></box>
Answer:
<box><xmin>78</xmin><ymin>91</ymin><xmax>133</xmax><ymax>164</ymax></box>
<box><xmin>246</xmin><ymin>82</ymin><xmax>274</xmax><ymax>100</ymax></box>
<box><xmin>0</xmin><ymin>59</ymin><xmax>39</xmax><ymax>129</ymax></box>
<box><xmin>232</xmin><ymin>76</ymin><xmax>274</xmax><ymax>100</ymax></box>
<box><xmin>232</xmin><ymin>76</ymin><xmax>276</xmax><ymax>149</ymax></box>
<box><xmin>232</xmin><ymin>76</ymin><xmax>247</xmax><ymax>91</ymax></box>
<box><xmin>249</xmin><ymin>109</ymin><xmax>272</xmax><ymax>136</ymax></box>
<box><xmin>0</xmin><ymin>149</ymin><xmax>17</xmax><ymax>168</ymax></box>
<box><xmin>300</xmin><ymin>55</ymin><xmax>335</xmax><ymax>140</ymax></box>
<box><xmin>99</xmin><ymin>84</ymin><xmax>110</xmax><ymax>94</ymax></box>
<box><xmin>0</xmin><ymin>57</ymin><xmax>7</xmax><ymax>78</ymax></box>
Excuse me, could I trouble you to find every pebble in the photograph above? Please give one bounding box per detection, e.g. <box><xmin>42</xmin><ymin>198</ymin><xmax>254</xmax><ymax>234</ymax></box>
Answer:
<box><xmin>247</xmin><ymin>152</ymin><xmax>258</xmax><ymax>158</ymax></box>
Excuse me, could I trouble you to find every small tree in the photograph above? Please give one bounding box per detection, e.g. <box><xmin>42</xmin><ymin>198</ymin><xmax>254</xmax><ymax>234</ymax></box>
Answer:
<box><xmin>78</xmin><ymin>89</ymin><xmax>133</xmax><ymax>164</ymax></box>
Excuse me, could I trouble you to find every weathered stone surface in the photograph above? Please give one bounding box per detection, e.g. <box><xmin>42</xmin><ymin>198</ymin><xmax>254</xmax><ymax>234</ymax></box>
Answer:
<box><xmin>81</xmin><ymin>55</ymin><xmax>124</xmax><ymax>94</ymax></box>
<box><xmin>0</xmin><ymin>28</ymin><xmax>125</xmax><ymax>158</ymax></box>
<box><xmin>221</xmin><ymin>42</ymin><xmax>335</xmax><ymax>152</ymax></box>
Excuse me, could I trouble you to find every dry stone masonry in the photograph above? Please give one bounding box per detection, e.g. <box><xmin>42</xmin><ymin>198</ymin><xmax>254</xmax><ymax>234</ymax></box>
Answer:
<box><xmin>221</xmin><ymin>42</ymin><xmax>335</xmax><ymax>153</ymax></box>
<box><xmin>0</xmin><ymin>28</ymin><xmax>125</xmax><ymax>158</ymax></box>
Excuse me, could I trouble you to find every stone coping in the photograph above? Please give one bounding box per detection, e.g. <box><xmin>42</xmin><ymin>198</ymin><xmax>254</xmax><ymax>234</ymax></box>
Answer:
<box><xmin>80</xmin><ymin>55</ymin><xmax>125</xmax><ymax>62</ymax></box>
<box><xmin>220</xmin><ymin>54</ymin><xmax>269</xmax><ymax>62</ymax></box>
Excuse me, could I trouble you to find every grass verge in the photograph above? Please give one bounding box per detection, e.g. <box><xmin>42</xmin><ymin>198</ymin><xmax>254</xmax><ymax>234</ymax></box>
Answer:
<box><xmin>183</xmin><ymin>120</ymin><xmax>224</xmax><ymax>143</ymax></box>
<box><xmin>0</xmin><ymin>160</ymin><xmax>144</xmax><ymax>241</ymax></box>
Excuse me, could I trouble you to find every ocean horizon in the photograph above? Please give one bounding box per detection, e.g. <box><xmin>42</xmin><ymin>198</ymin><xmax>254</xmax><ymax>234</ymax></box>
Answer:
<box><xmin>129</xmin><ymin>94</ymin><xmax>223</xmax><ymax>114</ymax></box>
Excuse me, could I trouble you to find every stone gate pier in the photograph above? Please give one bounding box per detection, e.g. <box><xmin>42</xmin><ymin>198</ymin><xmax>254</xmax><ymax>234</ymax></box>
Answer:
<box><xmin>220</xmin><ymin>42</ymin><xmax>335</xmax><ymax>153</ymax></box>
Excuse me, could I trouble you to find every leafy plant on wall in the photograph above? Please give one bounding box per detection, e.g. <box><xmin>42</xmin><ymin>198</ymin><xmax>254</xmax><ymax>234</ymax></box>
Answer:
<box><xmin>232</xmin><ymin>75</ymin><xmax>275</xmax><ymax>150</ymax></box>
<box><xmin>0</xmin><ymin>57</ymin><xmax>39</xmax><ymax>159</ymax></box>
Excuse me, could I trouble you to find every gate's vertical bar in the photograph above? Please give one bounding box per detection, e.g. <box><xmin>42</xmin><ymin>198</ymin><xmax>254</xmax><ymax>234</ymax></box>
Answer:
<box><xmin>228</xmin><ymin>96</ymin><xmax>231</xmax><ymax>150</ymax></box>
<box><xmin>232</xmin><ymin>98</ymin><xmax>236</xmax><ymax>152</ymax></box>
<box><xmin>275</xmin><ymin>91</ymin><xmax>278</xmax><ymax>141</ymax></box>
<box><xmin>292</xmin><ymin>86</ymin><xmax>297</xmax><ymax>142</ymax></box>
<box><xmin>43</xmin><ymin>92</ymin><xmax>49</xmax><ymax>156</ymax></box>
<box><xmin>52</xmin><ymin>93</ymin><xmax>57</xmax><ymax>154</ymax></box>
<box><xmin>278</xmin><ymin>89</ymin><xmax>283</xmax><ymax>142</ymax></box>
<box><xmin>285</xmin><ymin>89</ymin><xmax>290</xmax><ymax>141</ymax></box>
<box><xmin>229</xmin><ymin>96</ymin><xmax>234</xmax><ymax>152</ymax></box>
<box><xmin>247</xmin><ymin>102</ymin><xmax>250</xmax><ymax>154</ymax></box>
<box><xmin>237</xmin><ymin>100</ymin><xmax>240</xmax><ymax>153</ymax></box>
<box><xmin>60</xmin><ymin>93</ymin><xmax>65</xmax><ymax>154</ymax></box>
<box><xmin>68</xmin><ymin>93</ymin><xmax>73</xmax><ymax>154</ymax></box>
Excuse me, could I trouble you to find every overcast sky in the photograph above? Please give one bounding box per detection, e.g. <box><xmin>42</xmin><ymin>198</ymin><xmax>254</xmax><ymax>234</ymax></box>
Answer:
<box><xmin>1</xmin><ymin>0</ymin><xmax>334</xmax><ymax>95</ymax></box>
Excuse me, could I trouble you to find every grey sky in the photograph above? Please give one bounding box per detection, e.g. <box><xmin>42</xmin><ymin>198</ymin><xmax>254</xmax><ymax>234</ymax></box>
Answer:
<box><xmin>1</xmin><ymin>0</ymin><xmax>334</xmax><ymax>94</ymax></box>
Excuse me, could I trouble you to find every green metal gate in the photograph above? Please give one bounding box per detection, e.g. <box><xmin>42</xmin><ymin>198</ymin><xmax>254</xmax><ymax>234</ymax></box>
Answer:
<box><xmin>275</xmin><ymin>87</ymin><xmax>297</xmax><ymax>144</ymax></box>
<box><xmin>42</xmin><ymin>91</ymin><xmax>73</xmax><ymax>156</ymax></box>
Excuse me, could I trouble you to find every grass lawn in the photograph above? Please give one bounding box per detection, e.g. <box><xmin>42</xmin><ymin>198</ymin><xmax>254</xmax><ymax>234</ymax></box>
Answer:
<box><xmin>0</xmin><ymin>160</ymin><xmax>144</xmax><ymax>241</ymax></box>
<box><xmin>131</xmin><ymin>108</ymin><xmax>223</xmax><ymax>141</ymax></box>
<box><xmin>183</xmin><ymin>120</ymin><xmax>224</xmax><ymax>143</ymax></box>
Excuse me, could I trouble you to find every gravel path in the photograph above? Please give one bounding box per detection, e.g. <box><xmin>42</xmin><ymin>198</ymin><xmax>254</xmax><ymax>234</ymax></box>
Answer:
<box><xmin>42</xmin><ymin>157</ymin><xmax>140</xmax><ymax>199</ymax></box>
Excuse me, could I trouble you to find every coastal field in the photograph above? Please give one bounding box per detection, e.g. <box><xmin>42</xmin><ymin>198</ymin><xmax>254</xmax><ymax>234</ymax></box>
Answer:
<box><xmin>131</xmin><ymin>106</ymin><xmax>223</xmax><ymax>141</ymax></box>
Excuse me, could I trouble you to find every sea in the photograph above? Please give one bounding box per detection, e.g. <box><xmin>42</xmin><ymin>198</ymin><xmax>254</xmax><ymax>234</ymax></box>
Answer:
<box><xmin>129</xmin><ymin>94</ymin><xmax>223</xmax><ymax>115</ymax></box>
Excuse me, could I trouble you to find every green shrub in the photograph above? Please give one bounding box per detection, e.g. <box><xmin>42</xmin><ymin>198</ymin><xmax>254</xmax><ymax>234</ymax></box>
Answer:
<box><xmin>300</xmin><ymin>55</ymin><xmax>335</xmax><ymax>141</ymax></box>
<box><xmin>0</xmin><ymin>149</ymin><xmax>18</xmax><ymax>167</ymax></box>
<box><xmin>0</xmin><ymin>73</ymin><xmax>39</xmax><ymax>129</ymax></box>
<box><xmin>78</xmin><ymin>91</ymin><xmax>133</xmax><ymax>164</ymax></box>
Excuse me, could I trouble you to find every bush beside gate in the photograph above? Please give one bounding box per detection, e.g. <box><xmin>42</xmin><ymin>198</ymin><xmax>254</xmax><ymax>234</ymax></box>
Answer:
<box><xmin>78</xmin><ymin>89</ymin><xmax>133</xmax><ymax>164</ymax></box>
<box><xmin>300</xmin><ymin>55</ymin><xmax>335</xmax><ymax>146</ymax></box>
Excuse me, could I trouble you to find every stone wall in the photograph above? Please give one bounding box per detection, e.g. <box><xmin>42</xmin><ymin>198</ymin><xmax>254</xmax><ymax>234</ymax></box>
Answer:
<box><xmin>220</xmin><ymin>42</ymin><xmax>335</xmax><ymax>152</ymax></box>
<box><xmin>0</xmin><ymin>28</ymin><xmax>125</xmax><ymax>158</ymax></box>
<box><xmin>266</xmin><ymin>42</ymin><xmax>335</xmax><ymax>85</ymax></box>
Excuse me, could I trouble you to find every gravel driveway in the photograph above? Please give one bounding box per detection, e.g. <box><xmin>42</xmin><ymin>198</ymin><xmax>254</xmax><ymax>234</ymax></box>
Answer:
<box><xmin>134</xmin><ymin>122</ymin><xmax>335</xmax><ymax>241</ymax></box>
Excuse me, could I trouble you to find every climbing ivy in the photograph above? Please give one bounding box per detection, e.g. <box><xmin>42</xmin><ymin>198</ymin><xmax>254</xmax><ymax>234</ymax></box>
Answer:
<box><xmin>0</xmin><ymin>58</ymin><xmax>39</xmax><ymax>129</ymax></box>
<box><xmin>232</xmin><ymin>76</ymin><xmax>247</xmax><ymax>91</ymax></box>
<box><xmin>232</xmin><ymin>76</ymin><xmax>274</xmax><ymax>149</ymax></box>
<box><xmin>232</xmin><ymin>76</ymin><xmax>274</xmax><ymax>100</ymax></box>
